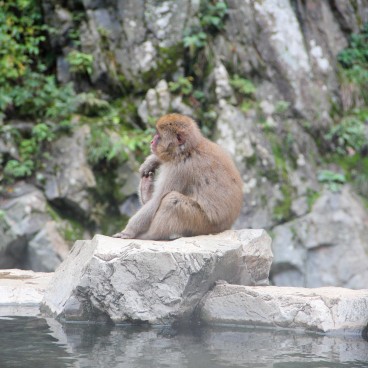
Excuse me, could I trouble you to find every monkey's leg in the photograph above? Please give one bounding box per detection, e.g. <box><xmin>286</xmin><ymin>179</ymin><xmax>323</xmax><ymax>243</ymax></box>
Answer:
<box><xmin>139</xmin><ymin>191</ymin><xmax>214</xmax><ymax>240</ymax></box>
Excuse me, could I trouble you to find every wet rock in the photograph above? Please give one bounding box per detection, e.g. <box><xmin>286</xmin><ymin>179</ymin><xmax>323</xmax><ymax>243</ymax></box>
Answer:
<box><xmin>42</xmin><ymin>229</ymin><xmax>273</xmax><ymax>324</ymax></box>
<box><xmin>200</xmin><ymin>284</ymin><xmax>368</xmax><ymax>334</ymax></box>
<box><xmin>271</xmin><ymin>187</ymin><xmax>368</xmax><ymax>288</ymax></box>
<box><xmin>41</xmin><ymin>125</ymin><xmax>96</xmax><ymax>216</ymax></box>
<box><xmin>0</xmin><ymin>269</ymin><xmax>53</xmax><ymax>306</ymax></box>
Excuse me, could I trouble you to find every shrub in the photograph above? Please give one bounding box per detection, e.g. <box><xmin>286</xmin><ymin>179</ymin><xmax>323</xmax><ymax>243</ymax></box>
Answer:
<box><xmin>325</xmin><ymin>116</ymin><xmax>365</xmax><ymax>155</ymax></box>
<box><xmin>317</xmin><ymin>170</ymin><xmax>346</xmax><ymax>192</ymax></box>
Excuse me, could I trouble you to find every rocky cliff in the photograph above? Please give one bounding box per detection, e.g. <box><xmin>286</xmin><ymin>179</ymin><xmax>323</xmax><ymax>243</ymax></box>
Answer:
<box><xmin>0</xmin><ymin>0</ymin><xmax>367</xmax><ymax>288</ymax></box>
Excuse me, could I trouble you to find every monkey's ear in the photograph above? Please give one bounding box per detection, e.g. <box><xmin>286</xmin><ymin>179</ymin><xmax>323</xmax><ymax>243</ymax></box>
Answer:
<box><xmin>177</xmin><ymin>133</ymin><xmax>185</xmax><ymax>145</ymax></box>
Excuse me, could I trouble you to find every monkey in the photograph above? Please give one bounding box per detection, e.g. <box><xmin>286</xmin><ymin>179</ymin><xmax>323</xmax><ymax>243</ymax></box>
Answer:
<box><xmin>113</xmin><ymin>113</ymin><xmax>243</xmax><ymax>240</ymax></box>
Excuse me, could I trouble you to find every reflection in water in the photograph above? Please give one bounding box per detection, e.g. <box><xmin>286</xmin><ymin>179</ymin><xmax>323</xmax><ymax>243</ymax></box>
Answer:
<box><xmin>0</xmin><ymin>316</ymin><xmax>367</xmax><ymax>368</ymax></box>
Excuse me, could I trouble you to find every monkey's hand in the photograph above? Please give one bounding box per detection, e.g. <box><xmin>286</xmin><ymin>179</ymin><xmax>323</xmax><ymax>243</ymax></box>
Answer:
<box><xmin>139</xmin><ymin>154</ymin><xmax>161</xmax><ymax>177</ymax></box>
<box><xmin>139</xmin><ymin>171</ymin><xmax>155</xmax><ymax>205</ymax></box>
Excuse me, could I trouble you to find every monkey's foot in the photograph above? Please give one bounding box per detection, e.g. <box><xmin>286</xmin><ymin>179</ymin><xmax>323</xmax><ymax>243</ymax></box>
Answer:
<box><xmin>112</xmin><ymin>232</ymin><xmax>133</xmax><ymax>239</ymax></box>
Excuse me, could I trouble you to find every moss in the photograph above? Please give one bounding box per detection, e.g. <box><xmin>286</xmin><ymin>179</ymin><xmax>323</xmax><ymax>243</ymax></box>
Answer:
<box><xmin>62</xmin><ymin>219</ymin><xmax>85</xmax><ymax>244</ymax></box>
<box><xmin>265</xmin><ymin>132</ymin><xmax>296</xmax><ymax>222</ymax></box>
<box><xmin>328</xmin><ymin>153</ymin><xmax>368</xmax><ymax>197</ymax></box>
<box><xmin>99</xmin><ymin>212</ymin><xmax>128</xmax><ymax>237</ymax></box>
<box><xmin>46</xmin><ymin>205</ymin><xmax>85</xmax><ymax>245</ymax></box>
<box><xmin>140</xmin><ymin>44</ymin><xmax>184</xmax><ymax>91</ymax></box>
<box><xmin>273</xmin><ymin>184</ymin><xmax>293</xmax><ymax>223</ymax></box>
<box><xmin>245</xmin><ymin>154</ymin><xmax>257</xmax><ymax>168</ymax></box>
<box><xmin>306</xmin><ymin>189</ymin><xmax>320</xmax><ymax>211</ymax></box>
<box><xmin>290</xmin><ymin>225</ymin><xmax>298</xmax><ymax>240</ymax></box>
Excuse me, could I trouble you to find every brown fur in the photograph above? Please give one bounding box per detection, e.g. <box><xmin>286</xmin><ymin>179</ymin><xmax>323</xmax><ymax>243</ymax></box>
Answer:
<box><xmin>113</xmin><ymin>113</ymin><xmax>243</xmax><ymax>240</ymax></box>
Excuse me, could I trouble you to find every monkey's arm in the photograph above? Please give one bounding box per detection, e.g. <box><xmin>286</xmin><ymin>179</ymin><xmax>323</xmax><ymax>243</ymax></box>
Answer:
<box><xmin>139</xmin><ymin>154</ymin><xmax>161</xmax><ymax>176</ymax></box>
<box><xmin>138</xmin><ymin>154</ymin><xmax>161</xmax><ymax>205</ymax></box>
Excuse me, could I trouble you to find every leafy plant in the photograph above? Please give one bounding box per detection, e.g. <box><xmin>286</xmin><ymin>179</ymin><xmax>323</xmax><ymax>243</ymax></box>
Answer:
<box><xmin>338</xmin><ymin>23</ymin><xmax>368</xmax><ymax>69</ymax></box>
<box><xmin>324</xmin><ymin>116</ymin><xmax>365</xmax><ymax>155</ymax></box>
<box><xmin>183</xmin><ymin>0</ymin><xmax>228</xmax><ymax>55</ymax></box>
<box><xmin>87</xmin><ymin>125</ymin><xmax>152</xmax><ymax>167</ymax></box>
<box><xmin>200</xmin><ymin>1</ymin><xmax>228</xmax><ymax>30</ymax></box>
<box><xmin>183</xmin><ymin>30</ymin><xmax>207</xmax><ymax>56</ymax></box>
<box><xmin>169</xmin><ymin>77</ymin><xmax>194</xmax><ymax>96</ymax></box>
<box><xmin>230</xmin><ymin>75</ymin><xmax>256</xmax><ymax>97</ymax></box>
<box><xmin>67</xmin><ymin>51</ymin><xmax>94</xmax><ymax>76</ymax></box>
<box><xmin>11</xmin><ymin>72</ymin><xmax>76</xmax><ymax>120</ymax></box>
<box><xmin>275</xmin><ymin>100</ymin><xmax>290</xmax><ymax>114</ymax></box>
<box><xmin>0</xmin><ymin>0</ymin><xmax>46</xmax><ymax>86</ymax></box>
<box><xmin>4</xmin><ymin>159</ymin><xmax>34</xmax><ymax>179</ymax></box>
<box><xmin>2</xmin><ymin>122</ymin><xmax>56</xmax><ymax>180</ymax></box>
<box><xmin>338</xmin><ymin>23</ymin><xmax>368</xmax><ymax>104</ymax></box>
<box><xmin>76</xmin><ymin>92</ymin><xmax>110</xmax><ymax>116</ymax></box>
<box><xmin>317</xmin><ymin>170</ymin><xmax>346</xmax><ymax>192</ymax></box>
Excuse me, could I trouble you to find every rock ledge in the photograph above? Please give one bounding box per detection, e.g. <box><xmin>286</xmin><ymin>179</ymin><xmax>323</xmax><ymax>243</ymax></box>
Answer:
<box><xmin>42</xmin><ymin>230</ymin><xmax>273</xmax><ymax>324</ymax></box>
<box><xmin>200</xmin><ymin>284</ymin><xmax>368</xmax><ymax>334</ymax></box>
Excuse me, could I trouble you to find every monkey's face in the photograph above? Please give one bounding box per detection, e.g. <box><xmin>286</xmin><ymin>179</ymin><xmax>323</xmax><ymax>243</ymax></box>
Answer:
<box><xmin>150</xmin><ymin>132</ymin><xmax>161</xmax><ymax>154</ymax></box>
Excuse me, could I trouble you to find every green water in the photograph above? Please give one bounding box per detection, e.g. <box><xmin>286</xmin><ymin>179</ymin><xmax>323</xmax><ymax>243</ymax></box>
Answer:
<box><xmin>0</xmin><ymin>316</ymin><xmax>367</xmax><ymax>368</ymax></box>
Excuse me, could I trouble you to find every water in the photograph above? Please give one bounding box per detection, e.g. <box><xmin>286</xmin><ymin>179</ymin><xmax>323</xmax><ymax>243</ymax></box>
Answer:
<box><xmin>0</xmin><ymin>316</ymin><xmax>367</xmax><ymax>368</ymax></box>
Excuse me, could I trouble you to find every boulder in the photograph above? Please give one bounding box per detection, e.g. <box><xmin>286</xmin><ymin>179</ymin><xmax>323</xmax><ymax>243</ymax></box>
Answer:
<box><xmin>0</xmin><ymin>182</ymin><xmax>71</xmax><ymax>271</ymax></box>
<box><xmin>42</xmin><ymin>229</ymin><xmax>273</xmax><ymax>324</ymax></box>
<box><xmin>0</xmin><ymin>183</ymin><xmax>50</xmax><ymax>268</ymax></box>
<box><xmin>271</xmin><ymin>187</ymin><xmax>368</xmax><ymax>288</ymax></box>
<box><xmin>26</xmin><ymin>222</ymin><xmax>70</xmax><ymax>272</ymax></box>
<box><xmin>200</xmin><ymin>284</ymin><xmax>368</xmax><ymax>335</ymax></box>
<box><xmin>41</xmin><ymin>125</ymin><xmax>96</xmax><ymax>216</ymax></box>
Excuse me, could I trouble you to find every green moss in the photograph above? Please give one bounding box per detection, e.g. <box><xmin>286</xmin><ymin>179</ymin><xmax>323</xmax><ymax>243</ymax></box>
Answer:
<box><xmin>265</xmin><ymin>132</ymin><xmax>295</xmax><ymax>222</ymax></box>
<box><xmin>140</xmin><ymin>45</ymin><xmax>184</xmax><ymax>91</ymax></box>
<box><xmin>306</xmin><ymin>189</ymin><xmax>320</xmax><ymax>211</ymax></box>
<box><xmin>273</xmin><ymin>184</ymin><xmax>293</xmax><ymax>223</ymax></box>
<box><xmin>62</xmin><ymin>219</ymin><xmax>85</xmax><ymax>244</ymax></box>
<box><xmin>328</xmin><ymin>153</ymin><xmax>368</xmax><ymax>197</ymax></box>
<box><xmin>46</xmin><ymin>205</ymin><xmax>85</xmax><ymax>245</ymax></box>
<box><xmin>99</xmin><ymin>212</ymin><xmax>128</xmax><ymax>237</ymax></box>
<box><xmin>245</xmin><ymin>154</ymin><xmax>257</xmax><ymax>168</ymax></box>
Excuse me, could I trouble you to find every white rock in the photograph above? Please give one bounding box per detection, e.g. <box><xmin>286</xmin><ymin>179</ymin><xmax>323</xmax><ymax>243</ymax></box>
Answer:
<box><xmin>42</xmin><ymin>230</ymin><xmax>273</xmax><ymax>324</ymax></box>
<box><xmin>214</xmin><ymin>62</ymin><xmax>234</xmax><ymax>100</ymax></box>
<box><xmin>200</xmin><ymin>284</ymin><xmax>368</xmax><ymax>334</ymax></box>
<box><xmin>0</xmin><ymin>269</ymin><xmax>53</xmax><ymax>306</ymax></box>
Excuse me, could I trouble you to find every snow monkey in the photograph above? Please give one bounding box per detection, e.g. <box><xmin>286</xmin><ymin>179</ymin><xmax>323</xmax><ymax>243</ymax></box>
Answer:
<box><xmin>113</xmin><ymin>113</ymin><xmax>243</xmax><ymax>240</ymax></box>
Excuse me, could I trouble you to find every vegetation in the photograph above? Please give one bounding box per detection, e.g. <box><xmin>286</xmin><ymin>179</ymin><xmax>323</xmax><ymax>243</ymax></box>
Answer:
<box><xmin>0</xmin><ymin>0</ymin><xmax>152</xmax><ymax>184</ymax></box>
<box><xmin>317</xmin><ymin>170</ymin><xmax>346</xmax><ymax>192</ymax></box>
<box><xmin>325</xmin><ymin>116</ymin><xmax>366</xmax><ymax>155</ymax></box>
<box><xmin>337</xmin><ymin>22</ymin><xmax>368</xmax><ymax>104</ymax></box>
<box><xmin>169</xmin><ymin>77</ymin><xmax>194</xmax><ymax>96</ymax></box>
<box><xmin>183</xmin><ymin>0</ymin><xmax>228</xmax><ymax>56</ymax></box>
<box><xmin>229</xmin><ymin>75</ymin><xmax>256</xmax><ymax>98</ymax></box>
<box><xmin>321</xmin><ymin>23</ymin><xmax>368</xmax><ymax>198</ymax></box>
<box><xmin>67</xmin><ymin>51</ymin><xmax>93</xmax><ymax>76</ymax></box>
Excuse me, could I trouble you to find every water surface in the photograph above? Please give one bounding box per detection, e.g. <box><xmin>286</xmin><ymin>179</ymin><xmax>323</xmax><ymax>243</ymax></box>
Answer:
<box><xmin>0</xmin><ymin>316</ymin><xmax>367</xmax><ymax>368</ymax></box>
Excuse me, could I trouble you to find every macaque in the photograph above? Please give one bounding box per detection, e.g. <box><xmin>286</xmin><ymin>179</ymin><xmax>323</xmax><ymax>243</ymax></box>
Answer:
<box><xmin>113</xmin><ymin>113</ymin><xmax>243</xmax><ymax>240</ymax></box>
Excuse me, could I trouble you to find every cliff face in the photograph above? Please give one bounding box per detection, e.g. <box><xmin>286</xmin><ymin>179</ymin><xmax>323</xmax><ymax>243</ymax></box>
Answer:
<box><xmin>1</xmin><ymin>1</ymin><xmax>368</xmax><ymax>287</ymax></box>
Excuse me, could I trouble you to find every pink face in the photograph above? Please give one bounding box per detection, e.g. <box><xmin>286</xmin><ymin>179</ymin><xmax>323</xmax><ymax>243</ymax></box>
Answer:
<box><xmin>151</xmin><ymin>132</ymin><xmax>160</xmax><ymax>154</ymax></box>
